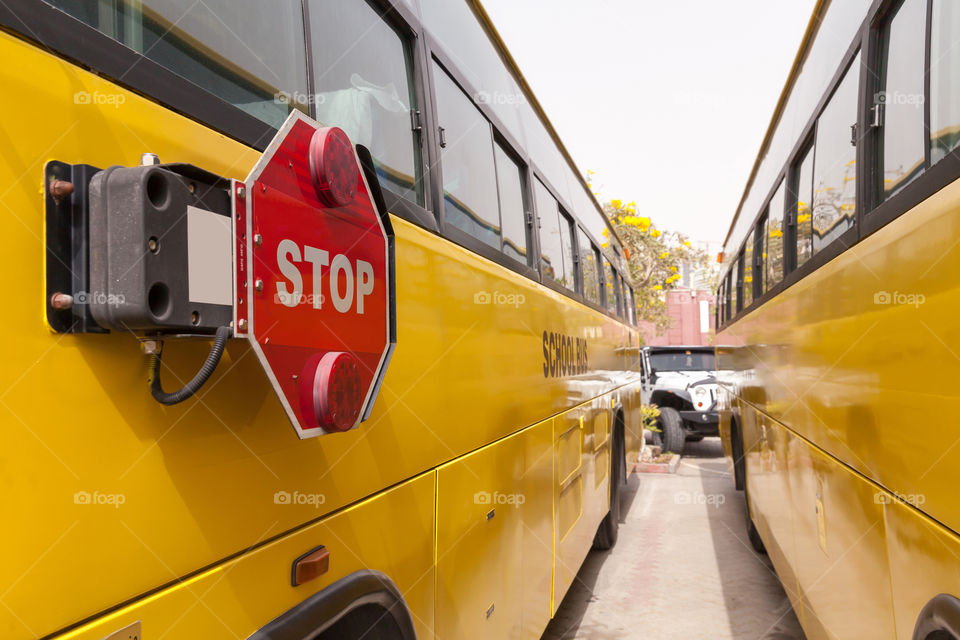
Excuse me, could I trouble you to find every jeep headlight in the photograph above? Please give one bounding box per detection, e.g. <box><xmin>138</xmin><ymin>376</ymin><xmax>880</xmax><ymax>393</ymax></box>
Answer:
<box><xmin>692</xmin><ymin>386</ymin><xmax>711</xmax><ymax>409</ymax></box>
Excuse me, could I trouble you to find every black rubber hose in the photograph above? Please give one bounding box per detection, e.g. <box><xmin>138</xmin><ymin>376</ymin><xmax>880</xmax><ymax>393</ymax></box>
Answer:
<box><xmin>149</xmin><ymin>326</ymin><xmax>231</xmax><ymax>405</ymax></box>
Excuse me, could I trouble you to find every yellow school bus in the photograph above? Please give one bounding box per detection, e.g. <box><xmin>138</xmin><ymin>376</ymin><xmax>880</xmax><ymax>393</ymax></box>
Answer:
<box><xmin>717</xmin><ymin>0</ymin><xmax>960</xmax><ymax>638</ymax></box>
<box><xmin>0</xmin><ymin>1</ymin><xmax>644</xmax><ymax>638</ymax></box>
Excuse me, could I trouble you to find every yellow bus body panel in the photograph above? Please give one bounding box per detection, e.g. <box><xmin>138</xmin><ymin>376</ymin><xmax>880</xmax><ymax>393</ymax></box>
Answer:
<box><xmin>48</xmin><ymin>471</ymin><xmax>436</xmax><ymax>640</ymax></box>
<box><xmin>0</xmin><ymin>31</ymin><xmax>640</xmax><ymax>639</ymax></box>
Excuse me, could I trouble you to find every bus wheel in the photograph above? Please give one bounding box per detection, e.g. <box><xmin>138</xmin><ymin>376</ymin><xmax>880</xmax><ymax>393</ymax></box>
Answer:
<box><xmin>744</xmin><ymin>467</ymin><xmax>766</xmax><ymax>554</ymax></box>
<box><xmin>593</xmin><ymin>431</ymin><xmax>623</xmax><ymax>551</ymax></box>
<box><xmin>731</xmin><ymin>419</ymin><xmax>745</xmax><ymax>491</ymax></box>
<box><xmin>657</xmin><ymin>407</ymin><xmax>686</xmax><ymax>454</ymax></box>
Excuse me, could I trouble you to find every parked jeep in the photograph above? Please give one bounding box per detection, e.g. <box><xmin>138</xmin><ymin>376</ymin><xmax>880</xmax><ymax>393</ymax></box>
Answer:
<box><xmin>640</xmin><ymin>346</ymin><xmax>718</xmax><ymax>454</ymax></box>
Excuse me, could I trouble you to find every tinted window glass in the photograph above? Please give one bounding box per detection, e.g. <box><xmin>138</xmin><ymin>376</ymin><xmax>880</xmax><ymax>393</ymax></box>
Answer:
<box><xmin>602</xmin><ymin>258</ymin><xmax>617</xmax><ymax>313</ymax></box>
<box><xmin>742</xmin><ymin>231</ymin><xmax>754</xmax><ymax>309</ymax></box>
<box><xmin>766</xmin><ymin>181</ymin><xmax>785</xmax><ymax>291</ymax></box>
<box><xmin>578</xmin><ymin>228</ymin><xmax>602</xmax><ymax>305</ymax></box>
<box><xmin>50</xmin><ymin>0</ymin><xmax>307</xmax><ymax>128</ymax></box>
<box><xmin>557</xmin><ymin>210</ymin><xmax>576</xmax><ymax>291</ymax></box>
<box><xmin>310</xmin><ymin>0</ymin><xmax>422</xmax><ymax>204</ymax></box>
<box><xmin>795</xmin><ymin>146</ymin><xmax>815</xmax><ymax>268</ymax></box>
<box><xmin>434</xmin><ymin>64</ymin><xmax>500</xmax><ymax>249</ymax></box>
<box><xmin>649</xmin><ymin>350</ymin><xmax>715</xmax><ymax>372</ymax></box>
<box><xmin>757</xmin><ymin>217</ymin><xmax>768</xmax><ymax>294</ymax></box>
<box><xmin>813</xmin><ymin>55</ymin><xmax>860</xmax><ymax>253</ymax></box>
<box><xmin>493</xmin><ymin>142</ymin><xmax>528</xmax><ymax>263</ymax></box>
<box><xmin>880</xmin><ymin>0</ymin><xmax>926</xmax><ymax>199</ymax></box>
<box><xmin>931</xmin><ymin>0</ymin><xmax>960</xmax><ymax>163</ymax></box>
<box><xmin>535</xmin><ymin>179</ymin><xmax>565</xmax><ymax>286</ymax></box>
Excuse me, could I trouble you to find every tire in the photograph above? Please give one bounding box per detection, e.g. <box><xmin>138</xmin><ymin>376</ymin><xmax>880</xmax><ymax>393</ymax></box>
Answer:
<box><xmin>744</xmin><ymin>464</ymin><xmax>766</xmax><ymax>554</ymax></box>
<box><xmin>731</xmin><ymin>419</ymin><xmax>745</xmax><ymax>491</ymax></box>
<box><xmin>593</xmin><ymin>430</ymin><xmax>623</xmax><ymax>551</ymax></box>
<box><xmin>656</xmin><ymin>407</ymin><xmax>686</xmax><ymax>454</ymax></box>
<box><xmin>686</xmin><ymin>435</ymin><xmax>704</xmax><ymax>442</ymax></box>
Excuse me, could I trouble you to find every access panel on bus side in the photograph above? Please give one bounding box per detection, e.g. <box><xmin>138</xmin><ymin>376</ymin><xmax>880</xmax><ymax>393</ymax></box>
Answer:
<box><xmin>435</xmin><ymin>418</ymin><xmax>554</xmax><ymax>640</ymax></box>
<box><xmin>553</xmin><ymin>396</ymin><xmax>612</xmax><ymax>611</ymax></box>
<box><xmin>50</xmin><ymin>472</ymin><xmax>436</xmax><ymax>640</ymax></box>
<box><xmin>787</xmin><ymin>438</ymin><xmax>896</xmax><ymax>640</ymax></box>
<box><xmin>884</xmin><ymin>496</ymin><xmax>960</xmax><ymax>640</ymax></box>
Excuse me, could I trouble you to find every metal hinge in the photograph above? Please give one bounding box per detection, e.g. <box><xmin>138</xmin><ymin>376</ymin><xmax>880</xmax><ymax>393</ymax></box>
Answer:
<box><xmin>410</xmin><ymin>109</ymin><xmax>422</xmax><ymax>132</ymax></box>
<box><xmin>870</xmin><ymin>103</ymin><xmax>884</xmax><ymax>128</ymax></box>
<box><xmin>438</xmin><ymin>126</ymin><xmax>447</xmax><ymax>148</ymax></box>
<box><xmin>850</xmin><ymin>123</ymin><xmax>858</xmax><ymax>147</ymax></box>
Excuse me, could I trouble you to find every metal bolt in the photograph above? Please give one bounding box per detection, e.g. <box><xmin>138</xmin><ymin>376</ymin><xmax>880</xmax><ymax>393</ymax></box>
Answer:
<box><xmin>140</xmin><ymin>339</ymin><xmax>161</xmax><ymax>355</ymax></box>
<box><xmin>238</xmin><ymin>318</ymin><xmax>247</xmax><ymax>331</ymax></box>
<box><xmin>237</xmin><ymin>185</ymin><xmax>246</xmax><ymax>199</ymax></box>
<box><xmin>148</xmin><ymin>237</ymin><xmax>159</xmax><ymax>253</ymax></box>
<box><xmin>50</xmin><ymin>292</ymin><xmax>73</xmax><ymax>310</ymax></box>
<box><xmin>50</xmin><ymin>179</ymin><xmax>74</xmax><ymax>203</ymax></box>
<box><xmin>255</xmin><ymin>279</ymin><xmax>264</xmax><ymax>292</ymax></box>
<box><xmin>254</xmin><ymin>233</ymin><xmax>263</xmax><ymax>247</ymax></box>
<box><xmin>140</xmin><ymin>152</ymin><xmax>160</xmax><ymax>166</ymax></box>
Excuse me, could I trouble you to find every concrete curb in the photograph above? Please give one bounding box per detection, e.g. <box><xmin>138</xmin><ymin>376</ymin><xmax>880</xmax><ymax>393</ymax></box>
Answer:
<box><xmin>636</xmin><ymin>454</ymin><xmax>681</xmax><ymax>474</ymax></box>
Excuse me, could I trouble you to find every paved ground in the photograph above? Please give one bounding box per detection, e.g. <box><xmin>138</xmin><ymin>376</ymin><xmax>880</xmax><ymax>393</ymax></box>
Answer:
<box><xmin>540</xmin><ymin>438</ymin><xmax>805</xmax><ymax>640</ymax></box>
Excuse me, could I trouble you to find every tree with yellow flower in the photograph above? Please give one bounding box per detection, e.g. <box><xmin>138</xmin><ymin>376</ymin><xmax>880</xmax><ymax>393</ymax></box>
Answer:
<box><xmin>600</xmin><ymin>193</ymin><xmax>715</xmax><ymax>335</ymax></box>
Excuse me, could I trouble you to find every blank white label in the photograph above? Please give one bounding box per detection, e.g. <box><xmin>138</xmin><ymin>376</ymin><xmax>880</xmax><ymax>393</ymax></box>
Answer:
<box><xmin>187</xmin><ymin>206</ymin><xmax>232</xmax><ymax>306</ymax></box>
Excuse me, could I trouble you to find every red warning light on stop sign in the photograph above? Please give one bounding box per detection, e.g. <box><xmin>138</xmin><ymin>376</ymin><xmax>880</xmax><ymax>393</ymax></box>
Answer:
<box><xmin>235</xmin><ymin>111</ymin><xmax>395</xmax><ymax>438</ymax></box>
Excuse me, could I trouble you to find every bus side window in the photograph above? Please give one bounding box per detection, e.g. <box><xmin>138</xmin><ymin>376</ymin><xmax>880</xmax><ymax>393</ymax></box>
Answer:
<box><xmin>792</xmin><ymin>144</ymin><xmax>815</xmax><ymax>270</ymax></box>
<box><xmin>602</xmin><ymin>257</ymin><xmax>617</xmax><ymax>314</ymax></box>
<box><xmin>578</xmin><ymin>228</ymin><xmax>602</xmax><ymax>305</ymax></box>
<box><xmin>309</xmin><ymin>0</ymin><xmax>424</xmax><ymax>206</ymax></box>
<box><xmin>812</xmin><ymin>53</ymin><xmax>860</xmax><ymax>253</ymax></box>
<box><xmin>766</xmin><ymin>180</ymin><xmax>786</xmax><ymax>291</ymax></box>
<box><xmin>878</xmin><ymin>0</ymin><xmax>926</xmax><ymax>200</ymax></box>
<box><xmin>432</xmin><ymin>63</ymin><xmax>501</xmax><ymax>249</ymax></box>
<box><xmin>49</xmin><ymin>0</ymin><xmax>308</xmax><ymax>129</ymax></box>
<box><xmin>493</xmin><ymin>142</ymin><xmax>530</xmax><ymax>264</ymax></box>
<box><xmin>741</xmin><ymin>232</ymin><xmax>753</xmax><ymax>309</ymax></box>
<box><xmin>931</xmin><ymin>0</ymin><xmax>960</xmax><ymax>164</ymax></box>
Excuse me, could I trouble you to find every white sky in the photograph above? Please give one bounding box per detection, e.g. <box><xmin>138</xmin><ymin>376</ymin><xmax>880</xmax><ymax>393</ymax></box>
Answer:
<box><xmin>482</xmin><ymin>0</ymin><xmax>818</xmax><ymax>249</ymax></box>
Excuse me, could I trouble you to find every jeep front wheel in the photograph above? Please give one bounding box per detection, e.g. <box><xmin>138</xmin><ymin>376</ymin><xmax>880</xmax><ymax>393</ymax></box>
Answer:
<box><xmin>656</xmin><ymin>407</ymin><xmax>686</xmax><ymax>454</ymax></box>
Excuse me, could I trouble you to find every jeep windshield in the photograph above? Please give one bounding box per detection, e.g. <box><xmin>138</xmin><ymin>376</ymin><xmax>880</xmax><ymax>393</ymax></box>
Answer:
<box><xmin>648</xmin><ymin>350</ymin><xmax>715</xmax><ymax>372</ymax></box>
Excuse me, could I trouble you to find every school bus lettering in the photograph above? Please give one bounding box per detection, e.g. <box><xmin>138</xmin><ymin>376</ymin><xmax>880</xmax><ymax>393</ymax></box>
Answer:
<box><xmin>542</xmin><ymin>331</ymin><xmax>588</xmax><ymax>378</ymax></box>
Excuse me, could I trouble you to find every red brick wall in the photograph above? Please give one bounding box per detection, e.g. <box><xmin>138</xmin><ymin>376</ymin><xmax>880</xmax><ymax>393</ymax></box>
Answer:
<box><xmin>639</xmin><ymin>288</ymin><xmax>715</xmax><ymax>346</ymax></box>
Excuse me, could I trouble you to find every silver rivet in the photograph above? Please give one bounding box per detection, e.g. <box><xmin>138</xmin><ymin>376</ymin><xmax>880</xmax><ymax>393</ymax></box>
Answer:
<box><xmin>254</xmin><ymin>233</ymin><xmax>262</xmax><ymax>246</ymax></box>
<box><xmin>237</xmin><ymin>185</ymin><xmax>246</xmax><ymax>198</ymax></box>
<box><xmin>238</xmin><ymin>318</ymin><xmax>247</xmax><ymax>331</ymax></box>
<box><xmin>255</xmin><ymin>279</ymin><xmax>264</xmax><ymax>292</ymax></box>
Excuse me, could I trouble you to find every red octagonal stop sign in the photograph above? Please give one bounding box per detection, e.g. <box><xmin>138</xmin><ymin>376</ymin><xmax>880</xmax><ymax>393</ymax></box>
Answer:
<box><xmin>233</xmin><ymin>111</ymin><xmax>395</xmax><ymax>438</ymax></box>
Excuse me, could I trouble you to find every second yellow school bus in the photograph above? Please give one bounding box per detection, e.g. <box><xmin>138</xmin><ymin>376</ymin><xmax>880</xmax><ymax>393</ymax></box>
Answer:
<box><xmin>0</xmin><ymin>0</ymin><xmax>643</xmax><ymax>638</ymax></box>
<box><xmin>718</xmin><ymin>0</ymin><xmax>960</xmax><ymax>638</ymax></box>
